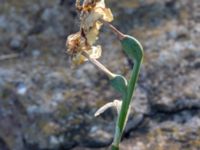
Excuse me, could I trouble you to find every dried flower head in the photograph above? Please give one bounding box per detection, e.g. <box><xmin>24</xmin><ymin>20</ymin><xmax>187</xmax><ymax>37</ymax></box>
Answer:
<box><xmin>80</xmin><ymin>0</ymin><xmax>113</xmax><ymax>31</ymax></box>
<box><xmin>66</xmin><ymin>31</ymin><xmax>102</xmax><ymax>65</ymax></box>
<box><xmin>66</xmin><ymin>0</ymin><xmax>113</xmax><ymax>65</ymax></box>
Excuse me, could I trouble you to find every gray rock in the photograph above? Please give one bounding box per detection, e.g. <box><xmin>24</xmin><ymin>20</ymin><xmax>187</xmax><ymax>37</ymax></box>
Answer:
<box><xmin>0</xmin><ymin>0</ymin><xmax>200</xmax><ymax>150</ymax></box>
<box><xmin>9</xmin><ymin>35</ymin><xmax>26</xmax><ymax>51</ymax></box>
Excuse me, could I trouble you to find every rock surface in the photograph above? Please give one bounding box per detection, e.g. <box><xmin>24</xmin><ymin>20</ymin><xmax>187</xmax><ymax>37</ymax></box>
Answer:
<box><xmin>0</xmin><ymin>0</ymin><xmax>199</xmax><ymax>150</ymax></box>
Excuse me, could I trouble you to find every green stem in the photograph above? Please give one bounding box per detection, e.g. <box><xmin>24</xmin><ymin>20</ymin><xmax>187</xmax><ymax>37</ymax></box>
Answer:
<box><xmin>112</xmin><ymin>60</ymin><xmax>142</xmax><ymax>147</ymax></box>
<box><xmin>112</xmin><ymin>145</ymin><xmax>119</xmax><ymax>150</ymax></box>
<box><xmin>125</xmin><ymin>60</ymin><xmax>141</xmax><ymax>117</ymax></box>
<box><xmin>112</xmin><ymin>36</ymin><xmax>143</xmax><ymax>149</ymax></box>
<box><xmin>83</xmin><ymin>23</ymin><xmax>144</xmax><ymax>149</ymax></box>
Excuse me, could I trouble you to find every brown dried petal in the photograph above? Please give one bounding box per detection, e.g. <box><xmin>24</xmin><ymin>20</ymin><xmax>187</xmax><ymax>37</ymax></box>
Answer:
<box><xmin>81</xmin><ymin>0</ymin><xmax>113</xmax><ymax>30</ymax></box>
<box><xmin>66</xmin><ymin>32</ymin><xmax>89</xmax><ymax>54</ymax></box>
<box><xmin>66</xmin><ymin>32</ymin><xmax>80</xmax><ymax>53</ymax></box>
<box><xmin>86</xmin><ymin>22</ymin><xmax>102</xmax><ymax>45</ymax></box>
<box><xmin>88</xmin><ymin>45</ymin><xmax>102</xmax><ymax>59</ymax></box>
<box><xmin>72</xmin><ymin>53</ymin><xmax>86</xmax><ymax>65</ymax></box>
<box><xmin>72</xmin><ymin>45</ymin><xmax>102</xmax><ymax>65</ymax></box>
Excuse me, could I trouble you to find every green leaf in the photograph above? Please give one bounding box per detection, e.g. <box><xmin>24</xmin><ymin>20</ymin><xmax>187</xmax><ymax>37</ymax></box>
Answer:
<box><xmin>110</xmin><ymin>75</ymin><xmax>127</xmax><ymax>96</ymax></box>
<box><xmin>121</xmin><ymin>35</ymin><xmax>143</xmax><ymax>62</ymax></box>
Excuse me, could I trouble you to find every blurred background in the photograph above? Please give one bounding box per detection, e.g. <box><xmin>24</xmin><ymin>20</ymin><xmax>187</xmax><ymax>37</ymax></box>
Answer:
<box><xmin>0</xmin><ymin>0</ymin><xmax>199</xmax><ymax>150</ymax></box>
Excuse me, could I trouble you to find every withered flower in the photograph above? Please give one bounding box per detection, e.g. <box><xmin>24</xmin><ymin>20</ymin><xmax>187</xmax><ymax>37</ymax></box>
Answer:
<box><xmin>66</xmin><ymin>0</ymin><xmax>113</xmax><ymax>65</ymax></box>
<box><xmin>66</xmin><ymin>31</ymin><xmax>102</xmax><ymax>65</ymax></box>
<box><xmin>80</xmin><ymin>0</ymin><xmax>113</xmax><ymax>31</ymax></box>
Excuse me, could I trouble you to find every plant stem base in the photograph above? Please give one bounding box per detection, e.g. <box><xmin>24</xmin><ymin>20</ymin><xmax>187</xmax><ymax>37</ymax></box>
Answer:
<box><xmin>112</xmin><ymin>145</ymin><xmax>119</xmax><ymax>150</ymax></box>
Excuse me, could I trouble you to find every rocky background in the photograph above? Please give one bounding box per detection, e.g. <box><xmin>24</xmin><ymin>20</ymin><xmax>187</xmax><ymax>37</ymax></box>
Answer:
<box><xmin>0</xmin><ymin>0</ymin><xmax>199</xmax><ymax>150</ymax></box>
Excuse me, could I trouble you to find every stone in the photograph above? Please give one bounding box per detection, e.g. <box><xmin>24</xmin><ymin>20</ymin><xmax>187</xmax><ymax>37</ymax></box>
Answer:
<box><xmin>9</xmin><ymin>35</ymin><xmax>26</xmax><ymax>52</ymax></box>
<box><xmin>0</xmin><ymin>0</ymin><xmax>200</xmax><ymax>150</ymax></box>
